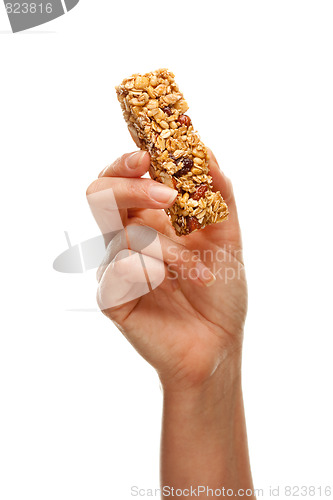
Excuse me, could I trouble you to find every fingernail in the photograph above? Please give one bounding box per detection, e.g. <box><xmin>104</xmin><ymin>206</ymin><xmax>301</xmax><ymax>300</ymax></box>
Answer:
<box><xmin>196</xmin><ymin>261</ymin><xmax>216</xmax><ymax>287</ymax></box>
<box><xmin>125</xmin><ymin>151</ymin><xmax>146</xmax><ymax>169</ymax></box>
<box><xmin>98</xmin><ymin>165</ymin><xmax>110</xmax><ymax>177</ymax></box>
<box><xmin>149</xmin><ymin>184</ymin><xmax>178</xmax><ymax>204</ymax></box>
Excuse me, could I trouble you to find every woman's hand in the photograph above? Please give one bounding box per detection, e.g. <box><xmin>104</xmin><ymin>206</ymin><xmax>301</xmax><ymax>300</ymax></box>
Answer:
<box><xmin>86</xmin><ymin>149</ymin><xmax>247</xmax><ymax>392</ymax></box>
<box><xmin>87</xmin><ymin>151</ymin><xmax>255</xmax><ymax>497</ymax></box>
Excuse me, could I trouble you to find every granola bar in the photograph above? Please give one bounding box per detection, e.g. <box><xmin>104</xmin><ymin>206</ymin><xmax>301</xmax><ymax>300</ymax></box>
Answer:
<box><xmin>115</xmin><ymin>68</ymin><xmax>229</xmax><ymax>236</ymax></box>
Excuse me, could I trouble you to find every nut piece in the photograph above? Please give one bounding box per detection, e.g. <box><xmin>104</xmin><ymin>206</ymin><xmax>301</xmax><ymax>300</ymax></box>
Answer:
<box><xmin>178</xmin><ymin>114</ymin><xmax>192</xmax><ymax>127</ymax></box>
<box><xmin>135</xmin><ymin>76</ymin><xmax>149</xmax><ymax>89</ymax></box>
<box><xmin>174</xmin><ymin>99</ymin><xmax>189</xmax><ymax>114</ymax></box>
<box><xmin>150</xmin><ymin>75</ymin><xmax>158</xmax><ymax>87</ymax></box>
<box><xmin>160</xmin><ymin>129</ymin><xmax>172</xmax><ymax>139</ymax></box>
<box><xmin>192</xmin><ymin>147</ymin><xmax>206</xmax><ymax>159</ymax></box>
<box><xmin>155</xmin><ymin>84</ymin><xmax>167</xmax><ymax>96</ymax></box>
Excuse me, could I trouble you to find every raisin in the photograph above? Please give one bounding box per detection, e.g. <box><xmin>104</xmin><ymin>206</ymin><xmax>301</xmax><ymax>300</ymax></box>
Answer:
<box><xmin>182</xmin><ymin>157</ymin><xmax>194</xmax><ymax>169</ymax></box>
<box><xmin>187</xmin><ymin>217</ymin><xmax>201</xmax><ymax>232</ymax></box>
<box><xmin>174</xmin><ymin>166</ymin><xmax>190</xmax><ymax>178</ymax></box>
<box><xmin>174</xmin><ymin>157</ymin><xmax>194</xmax><ymax>178</ymax></box>
<box><xmin>163</xmin><ymin>106</ymin><xmax>172</xmax><ymax>116</ymax></box>
<box><xmin>178</xmin><ymin>114</ymin><xmax>192</xmax><ymax>127</ymax></box>
<box><xmin>192</xmin><ymin>184</ymin><xmax>208</xmax><ymax>200</ymax></box>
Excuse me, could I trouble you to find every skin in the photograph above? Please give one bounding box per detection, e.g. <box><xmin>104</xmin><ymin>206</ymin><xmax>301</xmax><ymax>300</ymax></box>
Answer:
<box><xmin>86</xmin><ymin>149</ymin><xmax>255</xmax><ymax>499</ymax></box>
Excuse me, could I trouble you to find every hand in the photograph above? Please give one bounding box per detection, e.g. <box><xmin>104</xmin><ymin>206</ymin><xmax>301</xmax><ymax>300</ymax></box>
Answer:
<box><xmin>86</xmin><ymin>149</ymin><xmax>247</xmax><ymax>392</ymax></box>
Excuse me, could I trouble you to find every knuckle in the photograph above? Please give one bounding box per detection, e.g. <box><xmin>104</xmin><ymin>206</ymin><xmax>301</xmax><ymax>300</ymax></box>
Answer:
<box><xmin>126</xmin><ymin>182</ymin><xmax>137</xmax><ymax>197</ymax></box>
<box><xmin>112</xmin><ymin>155</ymin><xmax>123</xmax><ymax>171</ymax></box>
<box><xmin>126</xmin><ymin>224</ymin><xmax>157</xmax><ymax>251</ymax></box>
<box><xmin>86</xmin><ymin>179</ymin><xmax>102</xmax><ymax>197</ymax></box>
<box><xmin>120</xmin><ymin>153</ymin><xmax>129</xmax><ymax>163</ymax></box>
<box><xmin>140</xmin><ymin>182</ymin><xmax>153</xmax><ymax>202</ymax></box>
<box><xmin>114</xmin><ymin>153</ymin><xmax>130</xmax><ymax>171</ymax></box>
<box><xmin>127</xmin><ymin>180</ymin><xmax>150</xmax><ymax>201</ymax></box>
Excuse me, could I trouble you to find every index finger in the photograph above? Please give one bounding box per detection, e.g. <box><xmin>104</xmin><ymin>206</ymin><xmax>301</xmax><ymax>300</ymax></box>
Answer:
<box><xmin>98</xmin><ymin>150</ymin><xmax>150</xmax><ymax>178</ymax></box>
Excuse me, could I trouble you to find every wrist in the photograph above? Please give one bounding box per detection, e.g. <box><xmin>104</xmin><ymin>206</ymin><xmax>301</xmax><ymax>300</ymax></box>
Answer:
<box><xmin>161</xmin><ymin>351</ymin><xmax>243</xmax><ymax>411</ymax></box>
<box><xmin>160</xmin><ymin>350</ymin><xmax>254</xmax><ymax>496</ymax></box>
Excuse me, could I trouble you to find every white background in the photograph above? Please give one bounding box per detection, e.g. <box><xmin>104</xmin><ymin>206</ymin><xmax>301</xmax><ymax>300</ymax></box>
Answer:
<box><xmin>1</xmin><ymin>1</ymin><xmax>333</xmax><ymax>498</ymax></box>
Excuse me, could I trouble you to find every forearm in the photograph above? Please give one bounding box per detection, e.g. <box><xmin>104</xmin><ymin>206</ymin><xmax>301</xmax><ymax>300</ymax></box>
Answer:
<box><xmin>160</xmin><ymin>355</ymin><xmax>255</xmax><ymax>499</ymax></box>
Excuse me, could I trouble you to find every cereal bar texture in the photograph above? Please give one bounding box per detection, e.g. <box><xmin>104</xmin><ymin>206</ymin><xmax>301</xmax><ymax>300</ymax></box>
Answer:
<box><xmin>116</xmin><ymin>68</ymin><xmax>229</xmax><ymax>236</ymax></box>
